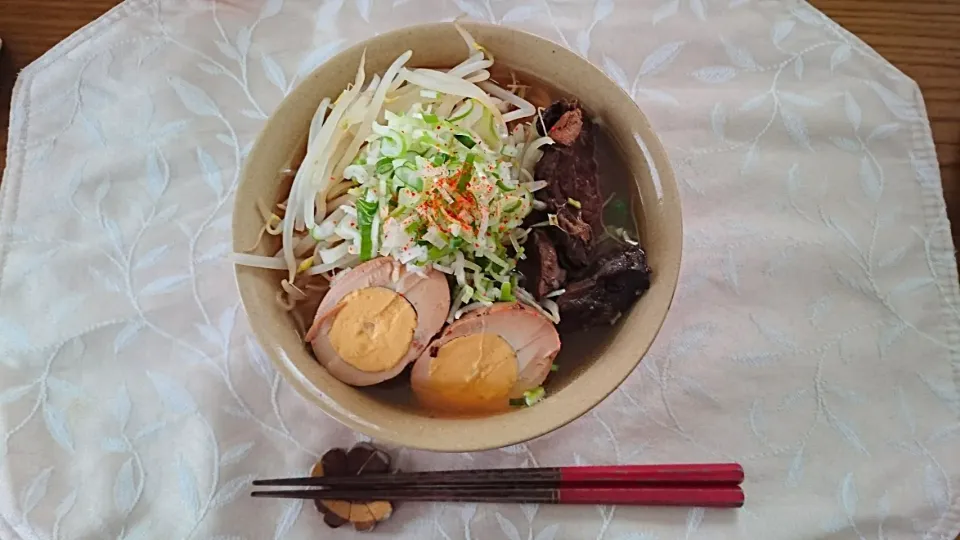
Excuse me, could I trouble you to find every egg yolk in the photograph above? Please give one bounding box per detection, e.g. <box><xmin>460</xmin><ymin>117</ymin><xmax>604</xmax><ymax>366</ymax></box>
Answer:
<box><xmin>416</xmin><ymin>333</ymin><xmax>518</xmax><ymax>413</ymax></box>
<box><xmin>328</xmin><ymin>287</ymin><xmax>417</xmax><ymax>373</ymax></box>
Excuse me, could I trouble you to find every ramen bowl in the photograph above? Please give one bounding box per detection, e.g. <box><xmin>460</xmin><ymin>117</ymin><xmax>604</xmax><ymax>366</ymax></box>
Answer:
<box><xmin>233</xmin><ymin>22</ymin><xmax>682</xmax><ymax>452</ymax></box>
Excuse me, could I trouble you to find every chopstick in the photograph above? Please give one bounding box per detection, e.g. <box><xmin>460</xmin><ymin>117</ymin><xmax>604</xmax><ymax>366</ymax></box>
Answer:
<box><xmin>251</xmin><ymin>463</ymin><xmax>745</xmax><ymax>508</ymax></box>
<box><xmin>251</xmin><ymin>485</ymin><xmax>744</xmax><ymax>507</ymax></box>
<box><xmin>253</xmin><ymin>463</ymin><xmax>744</xmax><ymax>488</ymax></box>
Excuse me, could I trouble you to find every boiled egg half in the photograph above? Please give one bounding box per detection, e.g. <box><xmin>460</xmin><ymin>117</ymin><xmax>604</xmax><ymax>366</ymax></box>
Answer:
<box><xmin>411</xmin><ymin>303</ymin><xmax>561</xmax><ymax>413</ymax></box>
<box><xmin>305</xmin><ymin>257</ymin><xmax>450</xmax><ymax>386</ymax></box>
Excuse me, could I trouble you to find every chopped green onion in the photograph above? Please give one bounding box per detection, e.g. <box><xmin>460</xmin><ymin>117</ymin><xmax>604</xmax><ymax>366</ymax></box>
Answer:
<box><xmin>356</xmin><ymin>197</ymin><xmax>378</xmax><ymax>261</ymax></box>
<box><xmin>567</xmin><ymin>198</ymin><xmax>581</xmax><ymax>209</ymax></box>
<box><xmin>511</xmin><ymin>387</ymin><xmax>546</xmax><ymax>407</ymax></box>
<box><xmin>457</xmin><ymin>154</ymin><xmax>476</xmax><ymax>192</ymax></box>
<box><xmin>449</xmin><ymin>100</ymin><xmax>474</xmax><ymax>122</ymax></box>
<box><xmin>486</xmin><ymin>252</ymin><xmax>510</xmax><ymax>273</ymax></box>
<box><xmin>547</xmin><ymin>213</ymin><xmax>559</xmax><ymax>227</ymax></box>
<box><xmin>394</xmin><ymin>167</ymin><xmax>423</xmax><ymax>191</ymax></box>
<box><xmin>500</xmin><ymin>282</ymin><xmax>514</xmax><ymax>301</ymax></box>
<box><xmin>375</xmin><ymin>157</ymin><xmax>393</xmax><ymax>175</ymax></box>
<box><xmin>523</xmin><ymin>386</ymin><xmax>546</xmax><ymax>406</ymax></box>
<box><xmin>308</xmin><ymin>93</ymin><xmax>545</xmax><ymax>310</ymax></box>
<box><xmin>454</xmin><ymin>134</ymin><xmax>476</xmax><ymax>149</ymax></box>
<box><xmin>380</xmin><ymin>129</ymin><xmax>405</xmax><ymax>158</ymax></box>
<box><xmin>500</xmin><ymin>144</ymin><xmax>519</xmax><ymax>157</ymax></box>
<box><xmin>550</xmin><ymin>363</ymin><xmax>559</xmax><ymax>372</ymax></box>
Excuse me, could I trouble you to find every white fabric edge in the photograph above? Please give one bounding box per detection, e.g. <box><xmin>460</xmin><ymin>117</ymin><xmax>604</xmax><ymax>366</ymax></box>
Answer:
<box><xmin>0</xmin><ymin>3</ymin><xmax>151</xmax><ymax>537</ymax></box>
<box><xmin>797</xmin><ymin>1</ymin><xmax>960</xmax><ymax>538</ymax></box>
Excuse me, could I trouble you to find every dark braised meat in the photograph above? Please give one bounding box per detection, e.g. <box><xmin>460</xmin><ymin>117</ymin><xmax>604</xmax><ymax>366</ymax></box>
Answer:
<box><xmin>533</xmin><ymin>100</ymin><xmax>605</xmax><ymax>269</ymax></box>
<box><xmin>526</xmin><ymin>99</ymin><xmax>652</xmax><ymax>331</ymax></box>
<box><xmin>519</xmin><ymin>230</ymin><xmax>567</xmax><ymax>299</ymax></box>
<box><xmin>544</xmin><ymin>106</ymin><xmax>583</xmax><ymax>146</ymax></box>
<box><xmin>556</xmin><ymin>244</ymin><xmax>651</xmax><ymax>333</ymax></box>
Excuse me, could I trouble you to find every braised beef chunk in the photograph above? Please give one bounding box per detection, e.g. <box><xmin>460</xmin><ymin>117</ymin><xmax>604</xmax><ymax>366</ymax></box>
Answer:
<box><xmin>556</xmin><ymin>245</ymin><xmax>651</xmax><ymax>333</ymax></box>
<box><xmin>519</xmin><ymin>230</ymin><xmax>567</xmax><ymax>299</ymax></box>
<box><xmin>533</xmin><ymin>100</ymin><xmax>605</xmax><ymax>269</ymax></box>
<box><xmin>545</xmin><ymin>107</ymin><xmax>583</xmax><ymax>146</ymax></box>
<box><xmin>526</xmin><ymin>99</ymin><xmax>652</xmax><ymax>332</ymax></box>
<box><xmin>538</xmin><ymin>100</ymin><xmax>577</xmax><ymax>135</ymax></box>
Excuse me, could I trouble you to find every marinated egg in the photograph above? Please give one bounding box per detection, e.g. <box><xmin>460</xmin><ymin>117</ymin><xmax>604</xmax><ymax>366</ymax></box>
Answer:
<box><xmin>305</xmin><ymin>257</ymin><xmax>450</xmax><ymax>386</ymax></box>
<box><xmin>411</xmin><ymin>303</ymin><xmax>561</xmax><ymax>413</ymax></box>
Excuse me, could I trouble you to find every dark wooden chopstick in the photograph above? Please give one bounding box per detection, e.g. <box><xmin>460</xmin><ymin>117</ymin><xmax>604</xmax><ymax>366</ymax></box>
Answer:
<box><xmin>252</xmin><ymin>463</ymin><xmax>744</xmax><ymax>488</ymax></box>
<box><xmin>250</xmin><ymin>485</ymin><xmax>745</xmax><ymax>507</ymax></box>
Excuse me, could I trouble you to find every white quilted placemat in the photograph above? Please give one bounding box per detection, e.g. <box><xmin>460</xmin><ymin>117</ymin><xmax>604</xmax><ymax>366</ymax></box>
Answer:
<box><xmin>1</xmin><ymin>1</ymin><xmax>958</xmax><ymax>538</ymax></box>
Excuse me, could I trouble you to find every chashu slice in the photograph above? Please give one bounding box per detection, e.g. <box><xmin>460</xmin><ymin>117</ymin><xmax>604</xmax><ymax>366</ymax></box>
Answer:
<box><xmin>411</xmin><ymin>302</ymin><xmax>561</xmax><ymax>413</ymax></box>
<box><xmin>305</xmin><ymin>257</ymin><xmax>450</xmax><ymax>386</ymax></box>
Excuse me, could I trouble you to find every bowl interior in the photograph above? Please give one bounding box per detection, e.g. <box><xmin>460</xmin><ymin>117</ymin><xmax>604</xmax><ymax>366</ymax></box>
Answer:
<box><xmin>233</xmin><ymin>22</ymin><xmax>682</xmax><ymax>451</ymax></box>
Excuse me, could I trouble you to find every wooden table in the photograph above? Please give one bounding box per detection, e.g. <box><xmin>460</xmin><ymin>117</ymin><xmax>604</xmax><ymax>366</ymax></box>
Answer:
<box><xmin>1</xmin><ymin>1</ymin><xmax>957</xmax><ymax>248</ymax></box>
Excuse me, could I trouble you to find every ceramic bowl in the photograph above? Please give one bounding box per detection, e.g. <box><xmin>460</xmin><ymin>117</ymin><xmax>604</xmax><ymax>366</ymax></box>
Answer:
<box><xmin>233</xmin><ymin>21</ymin><xmax>682</xmax><ymax>452</ymax></box>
